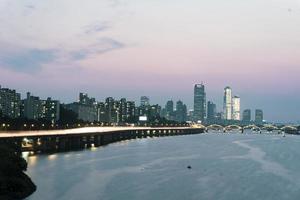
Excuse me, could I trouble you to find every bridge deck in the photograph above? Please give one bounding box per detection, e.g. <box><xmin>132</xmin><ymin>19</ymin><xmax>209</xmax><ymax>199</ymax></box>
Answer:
<box><xmin>0</xmin><ymin>127</ymin><xmax>199</xmax><ymax>138</ymax></box>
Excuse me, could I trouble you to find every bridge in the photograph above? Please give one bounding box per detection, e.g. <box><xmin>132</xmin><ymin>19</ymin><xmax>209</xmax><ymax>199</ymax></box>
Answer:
<box><xmin>204</xmin><ymin>124</ymin><xmax>299</xmax><ymax>134</ymax></box>
<box><xmin>0</xmin><ymin>126</ymin><xmax>204</xmax><ymax>153</ymax></box>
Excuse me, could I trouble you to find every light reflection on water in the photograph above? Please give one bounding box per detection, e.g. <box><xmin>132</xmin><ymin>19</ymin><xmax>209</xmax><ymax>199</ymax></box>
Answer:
<box><xmin>27</xmin><ymin>155</ymin><xmax>38</xmax><ymax>167</ymax></box>
<box><xmin>48</xmin><ymin>154</ymin><xmax>57</xmax><ymax>161</ymax></box>
<box><xmin>26</xmin><ymin>133</ymin><xmax>300</xmax><ymax>200</ymax></box>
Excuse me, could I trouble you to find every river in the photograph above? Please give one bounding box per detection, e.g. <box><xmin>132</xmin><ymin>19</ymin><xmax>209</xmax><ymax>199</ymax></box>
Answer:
<box><xmin>25</xmin><ymin>132</ymin><xmax>300</xmax><ymax>200</ymax></box>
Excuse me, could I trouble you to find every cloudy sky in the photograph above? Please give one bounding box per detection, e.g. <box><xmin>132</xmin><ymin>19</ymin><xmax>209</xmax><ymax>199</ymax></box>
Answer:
<box><xmin>0</xmin><ymin>0</ymin><xmax>300</xmax><ymax>122</ymax></box>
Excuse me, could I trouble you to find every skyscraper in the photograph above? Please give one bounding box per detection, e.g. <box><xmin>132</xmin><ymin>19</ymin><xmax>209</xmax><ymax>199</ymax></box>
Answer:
<box><xmin>255</xmin><ymin>109</ymin><xmax>263</xmax><ymax>124</ymax></box>
<box><xmin>207</xmin><ymin>101</ymin><xmax>216</xmax><ymax>121</ymax></box>
<box><xmin>232</xmin><ymin>96</ymin><xmax>241</xmax><ymax>121</ymax></box>
<box><xmin>194</xmin><ymin>84</ymin><xmax>206</xmax><ymax>122</ymax></box>
<box><xmin>223</xmin><ymin>87</ymin><xmax>232</xmax><ymax>120</ymax></box>
<box><xmin>243</xmin><ymin>109</ymin><xmax>251</xmax><ymax>123</ymax></box>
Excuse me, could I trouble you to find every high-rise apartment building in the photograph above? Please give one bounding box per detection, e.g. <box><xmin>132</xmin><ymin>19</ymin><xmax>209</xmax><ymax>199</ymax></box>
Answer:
<box><xmin>140</xmin><ymin>96</ymin><xmax>150</xmax><ymax>107</ymax></box>
<box><xmin>175</xmin><ymin>100</ymin><xmax>187</xmax><ymax>122</ymax></box>
<box><xmin>43</xmin><ymin>98</ymin><xmax>60</xmax><ymax>124</ymax></box>
<box><xmin>165</xmin><ymin>100</ymin><xmax>174</xmax><ymax>120</ymax></box>
<box><xmin>79</xmin><ymin>93</ymin><xmax>96</xmax><ymax>106</ymax></box>
<box><xmin>97</xmin><ymin>102</ymin><xmax>106</xmax><ymax>122</ymax></box>
<box><xmin>23</xmin><ymin>92</ymin><xmax>44</xmax><ymax>120</ymax></box>
<box><xmin>149</xmin><ymin>104</ymin><xmax>161</xmax><ymax>119</ymax></box>
<box><xmin>0</xmin><ymin>86</ymin><xmax>21</xmax><ymax>119</ymax></box>
<box><xmin>119</xmin><ymin>98</ymin><xmax>127</xmax><ymax>123</ymax></box>
<box><xmin>23</xmin><ymin>92</ymin><xmax>60</xmax><ymax>122</ymax></box>
<box><xmin>105</xmin><ymin>97</ymin><xmax>118</xmax><ymax>123</ymax></box>
<box><xmin>126</xmin><ymin>101</ymin><xmax>136</xmax><ymax>121</ymax></box>
<box><xmin>66</xmin><ymin>93</ymin><xmax>97</xmax><ymax>122</ymax></box>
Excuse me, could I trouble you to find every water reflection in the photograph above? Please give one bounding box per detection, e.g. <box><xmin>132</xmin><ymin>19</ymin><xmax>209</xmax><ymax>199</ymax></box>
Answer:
<box><xmin>48</xmin><ymin>154</ymin><xmax>57</xmax><ymax>161</ymax></box>
<box><xmin>26</xmin><ymin>133</ymin><xmax>300</xmax><ymax>200</ymax></box>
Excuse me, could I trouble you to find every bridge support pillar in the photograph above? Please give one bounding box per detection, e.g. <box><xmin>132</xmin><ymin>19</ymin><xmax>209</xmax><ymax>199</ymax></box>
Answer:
<box><xmin>70</xmin><ymin>137</ymin><xmax>84</xmax><ymax>150</ymax></box>
<box><xmin>102</xmin><ymin>134</ymin><xmax>113</xmax><ymax>145</ymax></box>
<box><xmin>94</xmin><ymin>135</ymin><xmax>101</xmax><ymax>147</ymax></box>
<box><xmin>86</xmin><ymin>136</ymin><xmax>92</xmax><ymax>148</ymax></box>
<box><xmin>40</xmin><ymin>137</ymin><xmax>57</xmax><ymax>152</ymax></box>
<box><xmin>58</xmin><ymin>137</ymin><xmax>70</xmax><ymax>152</ymax></box>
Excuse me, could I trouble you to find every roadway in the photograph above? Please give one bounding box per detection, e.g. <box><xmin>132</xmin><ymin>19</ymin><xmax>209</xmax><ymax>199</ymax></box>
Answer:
<box><xmin>0</xmin><ymin>126</ymin><xmax>199</xmax><ymax>138</ymax></box>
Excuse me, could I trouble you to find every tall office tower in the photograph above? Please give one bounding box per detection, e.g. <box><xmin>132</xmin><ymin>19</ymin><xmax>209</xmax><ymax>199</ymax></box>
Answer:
<box><xmin>207</xmin><ymin>101</ymin><xmax>217</xmax><ymax>121</ymax></box>
<box><xmin>255</xmin><ymin>109</ymin><xmax>264</xmax><ymax>124</ymax></box>
<box><xmin>165</xmin><ymin>100</ymin><xmax>174</xmax><ymax>120</ymax></box>
<box><xmin>0</xmin><ymin>86</ymin><xmax>21</xmax><ymax>119</ymax></box>
<box><xmin>232</xmin><ymin>96</ymin><xmax>241</xmax><ymax>121</ymax></box>
<box><xmin>194</xmin><ymin>84</ymin><xmax>206</xmax><ymax>122</ymax></box>
<box><xmin>140</xmin><ymin>96</ymin><xmax>150</xmax><ymax>107</ymax></box>
<box><xmin>223</xmin><ymin>87</ymin><xmax>232</xmax><ymax>120</ymax></box>
<box><xmin>175</xmin><ymin>100</ymin><xmax>187</xmax><ymax>122</ymax></box>
<box><xmin>243</xmin><ymin>109</ymin><xmax>251</xmax><ymax>123</ymax></box>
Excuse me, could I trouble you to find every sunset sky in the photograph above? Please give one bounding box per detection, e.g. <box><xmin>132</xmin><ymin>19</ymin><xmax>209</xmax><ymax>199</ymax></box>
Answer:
<box><xmin>0</xmin><ymin>0</ymin><xmax>300</xmax><ymax>122</ymax></box>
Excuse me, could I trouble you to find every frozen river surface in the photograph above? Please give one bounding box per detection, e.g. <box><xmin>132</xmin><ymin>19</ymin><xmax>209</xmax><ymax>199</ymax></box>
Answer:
<box><xmin>26</xmin><ymin>133</ymin><xmax>300</xmax><ymax>200</ymax></box>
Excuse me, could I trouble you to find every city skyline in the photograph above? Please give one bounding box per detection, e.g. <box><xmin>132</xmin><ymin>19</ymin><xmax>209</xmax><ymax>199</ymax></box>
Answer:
<box><xmin>1</xmin><ymin>83</ymin><xmax>265</xmax><ymax>124</ymax></box>
<box><xmin>0</xmin><ymin>0</ymin><xmax>300</xmax><ymax>122</ymax></box>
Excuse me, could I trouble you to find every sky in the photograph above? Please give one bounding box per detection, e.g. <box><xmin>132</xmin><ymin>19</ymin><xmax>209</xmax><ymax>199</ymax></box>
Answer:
<box><xmin>0</xmin><ymin>0</ymin><xmax>300</xmax><ymax>123</ymax></box>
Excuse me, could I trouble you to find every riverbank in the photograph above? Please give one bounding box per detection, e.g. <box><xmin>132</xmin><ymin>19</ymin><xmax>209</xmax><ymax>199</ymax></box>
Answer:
<box><xmin>0</xmin><ymin>145</ymin><xmax>36</xmax><ymax>199</ymax></box>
